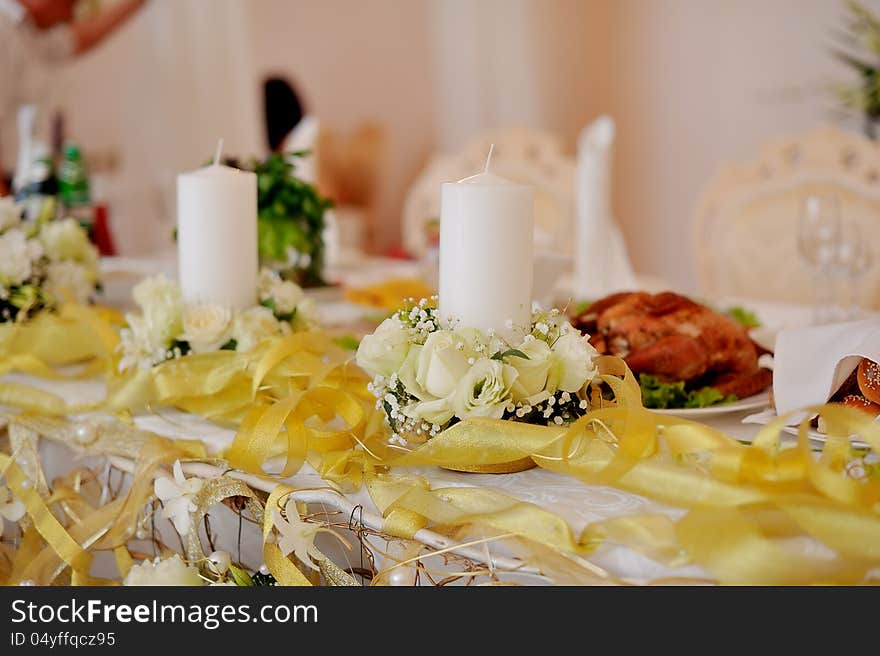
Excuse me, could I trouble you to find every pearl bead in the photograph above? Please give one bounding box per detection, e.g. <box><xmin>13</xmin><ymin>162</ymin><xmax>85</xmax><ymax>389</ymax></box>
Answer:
<box><xmin>74</xmin><ymin>423</ymin><xmax>96</xmax><ymax>444</ymax></box>
<box><xmin>387</xmin><ymin>567</ymin><xmax>415</xmax><ymax>586</ymax></box>
<box><xmin>207</xmin><ymin>550</ymin><xmax>231</xmax><ymax>575</ymax></box>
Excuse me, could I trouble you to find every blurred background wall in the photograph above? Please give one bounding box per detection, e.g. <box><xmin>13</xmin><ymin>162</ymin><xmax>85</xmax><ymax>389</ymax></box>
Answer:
<box><xmin>47</xmin><ymin>0</ymin><xmax>854</xmax><ymax>290</ymax></box>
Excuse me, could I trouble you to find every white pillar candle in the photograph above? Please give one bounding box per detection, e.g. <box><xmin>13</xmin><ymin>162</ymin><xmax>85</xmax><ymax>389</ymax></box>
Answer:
<box><xmin>177</xmin><ymin>163</ymin><xmax>258</xmax><ymax>309</ymax></box>
<box><xmin>438</xmin><ymin>170</ymin><xmax>534</xmax><ymax>337</ymax></box>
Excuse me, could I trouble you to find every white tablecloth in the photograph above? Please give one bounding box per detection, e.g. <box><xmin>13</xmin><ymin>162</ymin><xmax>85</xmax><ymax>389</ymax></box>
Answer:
<box><xmin>1</xmin><ymin>258</ymin><xmax>830</xmax><ymax>584</ymax></box>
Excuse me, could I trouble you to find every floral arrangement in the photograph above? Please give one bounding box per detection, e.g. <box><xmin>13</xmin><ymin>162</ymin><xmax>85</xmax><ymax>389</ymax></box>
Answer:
<box><xmin>356</xmin><ymin>299</ymin><xmax>600</xmax><ymax>444</ymax></box>
<box><xmin>0</xmin><ymin>196</ymin><xmax>100</xmax><ymax>323</ymax></box>
<box><xmin>118</xmin><ymin>268</ymin><xmax>315</xmax><ymax>372</ymax></box>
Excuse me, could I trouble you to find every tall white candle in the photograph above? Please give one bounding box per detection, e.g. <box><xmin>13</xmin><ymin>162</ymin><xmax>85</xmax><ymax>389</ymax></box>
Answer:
<box><xmin>438</xmin><ymin>169</ymin><xmax>534</xmax><ymax>337</ymax></box>
<box><xmin>177</xmin><ymin>163</ymin><xmax>258</xmax><ymax>309</ymax></box>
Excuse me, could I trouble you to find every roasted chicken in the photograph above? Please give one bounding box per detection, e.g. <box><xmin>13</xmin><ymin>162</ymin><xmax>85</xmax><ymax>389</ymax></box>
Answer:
<box><xmin>573</xmin><ymin>291</ymin><xmax>772</xmax><ymax>399</ymax></box>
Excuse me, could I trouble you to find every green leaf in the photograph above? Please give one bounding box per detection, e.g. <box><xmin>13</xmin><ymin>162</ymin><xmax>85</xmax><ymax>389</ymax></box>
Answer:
<box><xmin>220</xmin><ymin>339</ymin><xmax>238</xmax><ymax>351</ymax></box>
<box><xmin>334</xmin><ymin>335</ymin><xmax>361</xmax><ymax>351</ymax></box>
<box><xmin>492</xmin><ymin>348</ymin><xmax>530</xmax><ymax>361</ymax></box>
<box><xmin>639</xmin><ymin>374</ymin><xmax>737</xmax><ymax>409</ymax></box>
<box><xmin>725</xmin><ymin>306</ymin><xmax>761</xmax><ymax>329</ymax></box>
<box><xmin>228</xmin><ymin>564</ymin><xmax>254</xmax><ymax>586</ymax></box>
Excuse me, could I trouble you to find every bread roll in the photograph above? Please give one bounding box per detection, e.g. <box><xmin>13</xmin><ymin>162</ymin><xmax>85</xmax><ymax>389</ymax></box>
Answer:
<box><xmin>840</xmin><ymin>394</ymin><xmax>880</xmax><ymax>418</ymax></box>
<box><xmin>857</xmin><ymin>358</ymin><xmax>880</xmax><ymax>405</ymax></box>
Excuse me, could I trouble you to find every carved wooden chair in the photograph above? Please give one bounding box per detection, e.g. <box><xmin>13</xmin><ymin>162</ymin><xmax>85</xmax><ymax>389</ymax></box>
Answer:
<box><xmin>694</xmin><ymin>126</ymin><xmax>880</xmax><ymax>308</ymax></box>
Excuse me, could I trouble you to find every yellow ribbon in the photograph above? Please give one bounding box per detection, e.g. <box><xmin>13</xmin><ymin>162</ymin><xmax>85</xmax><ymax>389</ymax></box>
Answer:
<box><xmin>5</xmin><ymin>313</ymin><xmax>880</xmax><ymax>584</ymax></box>
<box><xmin>225</xmin><ymin>354</ymin><xmax>880</xmax><ymax>584</ymax></box>
<box><xmin>0</xmin><ymin>304</ymin><xmax>121</xmax><ymax>378</ymax></box>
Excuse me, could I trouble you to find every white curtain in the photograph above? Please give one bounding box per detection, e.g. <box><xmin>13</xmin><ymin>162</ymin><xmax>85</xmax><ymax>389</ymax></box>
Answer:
<box><xmin>57</xmin><ymin>0</ymin><xmax>262</xmax><ymax>254</ymax></box>
<box><xmin>428</xmin><ymin>0</ymin><xmax>543</xmax><ymax>152</ymax></box>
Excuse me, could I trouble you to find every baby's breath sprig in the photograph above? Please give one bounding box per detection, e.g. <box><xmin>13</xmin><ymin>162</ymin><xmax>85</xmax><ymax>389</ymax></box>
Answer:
<box><xmin>393</xmin><ymin>296</ymin><xmax>440</xmax><ymax>345</ymax></box>
<box><xmin>503</xmin><ymin>389</ymin><xmax>589</xmax><ymax>427</ymax></box>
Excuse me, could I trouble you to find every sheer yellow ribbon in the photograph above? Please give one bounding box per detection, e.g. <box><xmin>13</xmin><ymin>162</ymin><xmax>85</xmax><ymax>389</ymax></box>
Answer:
<box><xmin>226</xmin><ymin>354</ymin><xmax>880</xmax><ymax>584</ymax></box>
<box><xmin>0</xmin><ymin>424</ymin><xmax>205</xmax><ymax>586</ymax></box>
<box><xmin>0</xmin><ymin>304</ymin><xmax>121</xmax><ymax>378</ymax></box>
<box><xmin>6</xmin><ymin>317</ymin><xmax>880</xmax><ymax>584</ymax></box>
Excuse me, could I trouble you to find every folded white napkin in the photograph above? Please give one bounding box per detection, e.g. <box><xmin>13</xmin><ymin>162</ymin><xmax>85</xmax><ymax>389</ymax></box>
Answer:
<box><xmin>773</xmin><ymin>318</ymin><xmax>880</xmax><ymax>416</ymax></box>
<box><xmin>572</xmin><ymin>115</ymin><xmax>637</xmax><ymax>300</ymax></box>
<box><xmin>281</xmin><ymin>115</ymin><xmax>320</xmax><ymax>183</ymax></box>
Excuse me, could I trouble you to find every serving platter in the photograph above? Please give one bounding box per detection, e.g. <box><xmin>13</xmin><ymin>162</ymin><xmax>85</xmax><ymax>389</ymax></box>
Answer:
<box><xmin>652</xmin><ymin>390</ymin><xmax>771</xmax><ymax>418</ymax></box>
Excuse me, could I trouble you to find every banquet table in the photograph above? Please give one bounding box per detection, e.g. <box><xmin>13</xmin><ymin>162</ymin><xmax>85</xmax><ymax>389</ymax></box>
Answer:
<box><xmin>0</xmin><ymin>257</ymin><xmax>862</xmax><ymax>585</ymax></box>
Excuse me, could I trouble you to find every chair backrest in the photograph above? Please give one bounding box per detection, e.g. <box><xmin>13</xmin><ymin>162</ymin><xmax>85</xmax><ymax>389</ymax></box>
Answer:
<box><xmin>403</xmin><ymin>128</ymin><xmax>575</xmax><ymax>257</ymax></box>
<box><xmin>694</xmin><ymin>126</ymin><xmax>880</xmax><ymax>308</ymax></box>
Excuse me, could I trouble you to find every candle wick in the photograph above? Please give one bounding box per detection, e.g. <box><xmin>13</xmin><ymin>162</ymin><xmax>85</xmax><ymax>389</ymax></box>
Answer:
<box><xmin>483</xmin><ymin>143</ymin><xmax>495</xmax><ymax>174</ymax></box>
<box><xmin>213</xmin><ymin>138</ymin><xmax>224</xmax><ymax>166</ymax></box>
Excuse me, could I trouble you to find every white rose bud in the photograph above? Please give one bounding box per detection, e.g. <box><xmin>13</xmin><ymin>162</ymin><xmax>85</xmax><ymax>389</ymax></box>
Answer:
<box><xmin>45</xmin><ymin>261</ymin><xmax>94</xmax><ymax>304</ymax></box>
<box><xmin>232</xmin><ymin>306</ymin><xmax>281</xmax><ymax>352</ymax></box>
<box><xmin>355</xmin><ymin>316</ymin><xmax>411</xmax><ymax>377</ymax></box>
<box><xmin>38</xmin><ymin>218</ymin><xmax>97</xmax><ymax>265</ymax></box>
<box><xmin>0</xmin><ymin>229</ymin><xmax>33</xmax><ymax>284</ymax></box>
<box><xmin>507</xmin><ymin>339</ymin><xmax>552</xmax><ymax>402</ymax></box>
<box><xmin>452</xmin><ymin>358</ymin><xmax>517</xmax><ymax>419</ymax></box>
<box><xmin>411</xmin><ymin>396</ymin><xmax>455</xmax><ymax>426</ymax></box>
<box><xmin>546</xmin><ymin>330</ymin><xmax>598</xmax><ymax>393</ymax></box>
<box><xmin>415</xmin><ymin>330</ymin><xmax>472</xmax><ymax>399</ymax></box>
<box><xmin>132</xmin><ymin>274</ymin><xmax>183</xmax><ymax>346</ymax></box>
<box><xmin>179</xmin><ymin>304</ymin><xmax>233</xmax><ymax>353</ymax></box>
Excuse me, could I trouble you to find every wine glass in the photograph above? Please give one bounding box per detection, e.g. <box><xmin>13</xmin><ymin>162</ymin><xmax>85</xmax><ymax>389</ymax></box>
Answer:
<box><xmin>797</xmin><ymin>195</ymin><xmax>841</xmax><ymax>323</ymax></box>
<box><xmin>835</xmin><ymin>220</ymin><xmax>874</xmax><ymax>319</ymax></box>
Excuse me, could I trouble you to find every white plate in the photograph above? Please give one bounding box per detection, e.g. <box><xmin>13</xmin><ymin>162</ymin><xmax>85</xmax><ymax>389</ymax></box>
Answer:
<box><xmin>779</xmin><ymin>425</ymin><xmax>870</xmax><ymax>448</ymax></box>
<box><xmin>652</xmin><ymin>390</ymin><xmax>771</xmax><ymax>418</ymax></box>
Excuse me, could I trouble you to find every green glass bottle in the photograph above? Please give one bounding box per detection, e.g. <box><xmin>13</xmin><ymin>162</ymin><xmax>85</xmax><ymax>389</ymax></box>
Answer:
<box><xmin>58</xmin><ymin>142</ymin><xmax>94</xmax><ymax>233</ymax></box>
<box><xmin>58</xmin><ymin>143</ymin><xmax>90</xmax><ymax>206</ymax></box>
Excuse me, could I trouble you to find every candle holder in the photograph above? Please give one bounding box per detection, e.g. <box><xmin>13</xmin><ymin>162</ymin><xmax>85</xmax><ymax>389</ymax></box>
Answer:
<box><xmin>356</xmin><ymin>298</ymin><xmax>601</xmax><ymax>474</ymax></box>
<box><xmin>117</xmin><ymin>268</ymin><xmax>315</xmax><ymax>372</ymax></box>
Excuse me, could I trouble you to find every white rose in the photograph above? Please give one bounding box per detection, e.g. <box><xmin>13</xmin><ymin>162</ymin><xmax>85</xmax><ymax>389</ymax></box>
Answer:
<box><xmin>132</xmin><ymin>275</ymin><xmax>183</xmax><ymax>346</ymax></box>
<box><xmin>410</xmin><ymin>396</ymin><xmax>455</xmax><ymax>426</ymax></box>
<box><xmin>38</xmin><ymin>218</ymin><xmax>97</xmax><ymax>265</ymax></box>
<box><xmin>355</xmin><ymin>316</ymin><xmax>411</xmax><ymax>377</ymax></box>
<box><xmin>258</xmin><ymin>268</ymin><xmax>304</xmax><ymax>315</ymax></box>
<box><xmin>44</xmin><ymin>261</ymin><xmax>94</xmax><ymax>304</ymax></box>
<box><xmin>547</xmin><ymin>329</ymin><xmax>598</xmax><ymax>393</ymax></box>
<box><xmin>415</xmin><ymin>330</ymin><xmax>472</xmax><ymax>399</ymax></box>
<box><xmin>232</xmin><ymin>306</ymin><xmax>281</xmax><ymax>352</ymax></box>
<box><xmin>0</xmin><ymin>230</ymin><xmax>33</xmax><ymax>284</ymax></box>
<box><xmin>0</xmin><ymin>196</ymin><xmax>21</xmax><ymax>231</ymax></box>
<box><xmin>258</xmin><ymin>267</ymin><xmax>280</xmax><ymax>298</ymax></box>
<box><xmin>124</xmin><ymin>555</ymin><xmax>204</xmax><ymax>586</ymax></box>
<box><xmin>271</xmin><ymin>280</ymin><xmax>304</xmax><ymax>315</ymax></box>
<box><xmin>507</xmin><ymin>338</ymin><xmax>552</xmax><ymax>402</ymax></box>
<box><xmin>292</xmin><ymin>296</ymin><xmax>316</xmax><ymax>329</ymax></box>
<box><xmin>179</xmin><ymin>304</ymin><xmax>233</xmax><ymax>353</ymax></box>
<box><xmin>452</xmin><ymin>358</ymin><xmax>517</xmax><ymax>419</ymax></box>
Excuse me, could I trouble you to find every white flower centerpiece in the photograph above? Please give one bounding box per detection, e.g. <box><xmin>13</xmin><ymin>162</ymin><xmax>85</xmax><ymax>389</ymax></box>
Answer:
<box><xmin>118</xmin><ymin>267</ymin><xmax>315</xmax><ymax>372</ymax></box>
<box><xmin>356</xmin><ymin>298</ymin><xmax>600</xmax><ymax>447</ymax></box>
<box><xmin>357</xmin><ymin>150</ymin><xmax>606</xmax><ymax>468</ymax></box>
<box><xmin>0</xmin><ymin>197</ymin><xmax>100</xmax><ymax>323</ymax></box>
